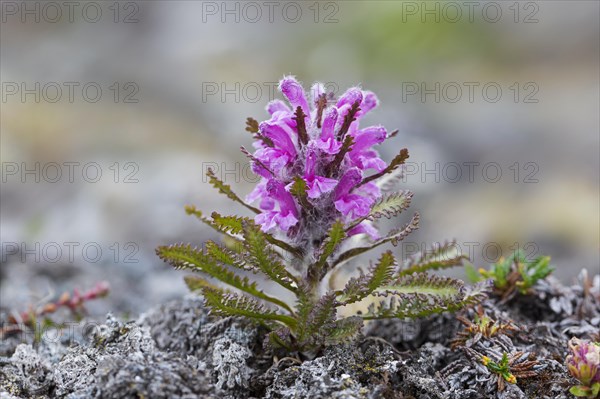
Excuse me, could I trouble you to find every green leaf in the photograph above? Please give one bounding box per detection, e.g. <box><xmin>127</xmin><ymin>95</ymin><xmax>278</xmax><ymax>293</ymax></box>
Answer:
<box><xmin>304</xmin><ymin>293</ymin><xmax>338</xmax><ymax>338</ymax></box>
<box><xmin>289</xmin><ymin>177</ymin><xmax>311</xmax><ymax>209</ymax></box>
<box><xmin>362</xmin><ymin>276</ymin><xmax>489</xmax><ymax>320</ymax></box>
<box><xmin>346</xmin><ymin>191</ymin><xmax>413</xmax><ymax>231</ymax></box>
<box><xmin>202</xmin><ymin>286</ymin><xmax>296</xmax><ymax>328</ymax></box>
<box><xmin>333</xmin><ymin>212</ymin><xmax>420</xmax><ymax>267</ymax></box>
<box><xmin>156</xmin><ymin>243</ymin><xmax>292</xmax><ymax>312</ymax></box>
<box><xmin>569</xmin><ymin>385</ymin><xmax>592</xmax><ymax>397</ymax></box>
<box><xmin>367</xmin><ymin>191</ymin><xmax>413</xmax><ymax>220</ymax></box>
<box><xmin>360</xmin><ymin>148</ymin><xmax>409</xmax><ymax>186</ymax></box>
<box><xmin>591</xmin><ymin>383</ymin><xmax>600</xmax><ymax>397</ymax></box>
<box><xmin>464</xmin><ymin>261</ymin><xmax>483</xmax><ymax>283</ymax></box>
<box><xmin>310</xmin><ymin>221</ymin><xmax>346</xmax><ymax>281</ymax></box>
<box><xmin>183</xmin><ymin>275</ymin><xmax>217</xmax><ymax>291</ymax></box>
<box><xmin>339</xmin><ymin>251</ymin><xmax>397</xmax><ymax>305</ymax></box>
<box><xmin>517</xmin><ymin>255</ymin><xmax>553</xmax><ymax>292</ymax></box>
<box><xmin>189</xmin><ymin>207</ymin><xmax>302</xmax><ymax>259</ymax></box>
<box><xmin>324</xmin><ymin>316</ymin><xmax>363</xmax><ymax>345</ymax></box>
<box><xmin>205</xmin><ymin>240</ymin><xmax>254</xmax><ymax>272</ymax></box>
<box><xmin>292</xmin><ymin>282</ymin><xmax>313</xmax><ymax>340</ymax></box>
<box><xmin>266</xmin><ymin>328</ymin><xmax>293</xmax><ymax>350</ymax></box>
<box><xmin>184</xmin><ymin>206</ymin><xmax>246</xmax><ymax>244</ymax></box>
<box><xmin>242</xmin><ymin>222</ymin><xmax>298</xmax><ymax>293</ymax></box>
<box><xmin>398</xmin><ymin>240</ymin><xmax>467</xmax><ymax>277</ymax></box>
<box><xmin>205</xmin><ymin>168</ymin><xmax>261</xmax><ymax>214</ymax></box>
<box><xmin>210</xmin><ymin>212</ymin><xmax>247</xmax><ymax>235</ymax></box>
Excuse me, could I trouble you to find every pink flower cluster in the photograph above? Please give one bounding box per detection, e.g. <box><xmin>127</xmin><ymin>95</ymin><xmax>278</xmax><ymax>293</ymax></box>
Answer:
<box><xmin>247</xmin><ymin>76</ymin><xmax>392</xmax><ymax>240</ymax></box>
<box><xmin>567</xmin><ymin>337</ymin><xmax>600</xmax><ymax>388</ymax></box>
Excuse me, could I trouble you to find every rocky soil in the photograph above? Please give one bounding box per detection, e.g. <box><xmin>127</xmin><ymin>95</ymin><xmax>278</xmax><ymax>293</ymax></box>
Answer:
<box><xmin>1</xmin><ymin>271</ymin><xmax>598</xmax><ymax>399</ymax></box>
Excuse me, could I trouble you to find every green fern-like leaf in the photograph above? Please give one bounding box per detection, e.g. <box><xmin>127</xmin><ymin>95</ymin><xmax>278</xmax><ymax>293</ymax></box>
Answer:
<box><xmin>183</xmin><ymin>275</ymin><xmax>217</xmax><ymax>291</ymax></box>
<box><xmin>201</xmin><ymin>286</ymin><xmax>296</xmax><ymax>328</ymax></box>
<box><xmin>367</xmin><ymin>191</ymin><xmax>413</xmax><ymax>220</ymax></box>
<box><xmin>189</xmin><ymin>207</ymin><xmax>302</xmax><ymax>259</ymax></box>
<box><xmin>204</xmin><ymin>240</ymin><xmax>255</xmax><ymax>273</ymax></box>
<box><xmin>185</xmin><ymin>206</ymin><xmax>246</xmax><ymax>242</ymax></box>
<box><xmin>306</xmin><ymin>293</ymin><xmax>338</xmax><ymax>335</ymax></box>
<box><xmin>310</xmin><ymin>221</ymin><xmax>346</xmax><ymax>281</ymax></box>
<box><xmin>360</xmin><ymin>148</ymin><xmax>409</xmax><ymax>186</ymax></box>
<box><xmin>156</xmin><ymin>243</ymin><xmax>292</xmax><ymax>311</ymax></box>
<box><xmin>289</xmin><ymin>177</ymin><xmax>311</xmax><ymax>209</ymax></box>
<box><xmin>363</xmin><ymin>276</ymin><xmax>489</xmax><ymax>319</ymax></box>
<box><xmin>205</xmin><ymin>168</ymin><xmax>261</xmax><ymax>214</ymax></box>
<box><xmin>333</xmin><ymin>212</ymin><xmax>420</xmax><ymax>267</ymax></box>
<box><xmin>242</xmin><ymin>222</ymin><xmax>298</xmax><ymax>293</ymax></box>
<box><xmin>210</xmin><ymin>212</ymin><xmax>248</xmax><ymax>235</ymax></box>
<box><xmin>398</xmin><ymin>240</ymin><xmax>467</xmax><ymax>277</ymax></box>
<box><xmin>324</xmin><ymin>316</ymin><xmax>363</xmax><ymax>345</ymax></box>
<box><xmin>339</xmin><ymin>251</ymin><xmax>397</xmax><ymax>305</ymax></box>
<box><xmin>298</xmin><ymin>292</ymin><xmax>338</xmax><ymax>347</ymax></box>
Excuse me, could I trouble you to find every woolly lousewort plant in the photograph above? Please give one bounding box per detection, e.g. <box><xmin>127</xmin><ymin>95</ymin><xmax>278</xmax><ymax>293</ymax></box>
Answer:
<box><xmin>157</xmin><ymin>76</ymin><xmax>489</xmax><ymax>353</ymax></box>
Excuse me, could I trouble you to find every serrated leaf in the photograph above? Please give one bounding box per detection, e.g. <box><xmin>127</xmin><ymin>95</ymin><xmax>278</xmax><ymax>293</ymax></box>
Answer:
<box><xmin>289</xmin><ymin>177</ymin><xmax>311</xmax><ymax>209</ymax></box>
<box><xmin>362</xmin><ymin>277</ymin><xmax>489</xmax><ymax>320</ymax></box>
<box><xmin>184</xmin><ymin>275</ymin><xmax>217</xmax><ymax>292</ymax></box>
<box><xmin>333</xmin><ymin>212</ymin><xmax>419</xmax><ymax>267</ymax></box>
<box><xmin>210</xmin><ymin>212</ymin><xmax>248</xmax><ymax>235</ymax></box>
<box><xmin>360</xmin><ymin>148</ymin><xmax>409</xmax><ymax>186</ymax></box>
<box><xmin>156</xmin><ymin>243</ymin><xmax>292</xmax><ymax>312</ymax></box>
<box><xmin>324</xmin><ymin>316</ymin><xmax>363</xmax><ymax>345</ymax></box>
<box><xmin>188</xmin><ymin>207</ymin><xmax>302</xmax><ymax>259</ymax></box>
<box><xmin>265</xmin><ymin>328</ymin><xmax>293</xmax><ymax>351</ymax></box>
<box><xmin>242</xmin><ymin>222</ymin><xmax>298</xmax><ymax>293</ymax></box>
<box><xmin>306</xmin><ymin>293</ymin><xmax>338</xmax><ymax>335</ymax></box>
<box><xmin>346</xmin><ymin>191</ymin><xmax>413</xmax><ymax>231</ymax></box>
<box><xmin>398</xmin><ymin>240</ymin><xmax>467</xmax><ymax>277</ymax></box>
<box><xmin>339</xmin><ymin>251</ymin><xmax>397</xmax><ymax>305</ymax></box>
<box><xmin>368</xmin><ymin>191</ymin><xmax>413</xmax><ymax>220</ymax></box>
<box><xmin>205</xmin><ymin>241</ymin><xmax>254</xmax><ymax>272</ymax></box>
<box><xmin>201</xmin><ymin>286</ymin><xmax>296</xmax><ymax>328</ymax></box>
<box><xmin>205</xmin><ymin>168</ymin><xmax>261</xmax><ymax>214</ymax></box>
<box><xmin>184</xmin><ymin>206</ymin><xmax>246</xmax><ymax>244</ymax></box>
<box><xmin>297</xmin><ymin>292</ymin><xmax>338</xmax><ymax>345</ymax></box>
<box><xmin>310</xmin><ymin>221</ymin><xmax>346</xmax><ymax>282</ymax></box>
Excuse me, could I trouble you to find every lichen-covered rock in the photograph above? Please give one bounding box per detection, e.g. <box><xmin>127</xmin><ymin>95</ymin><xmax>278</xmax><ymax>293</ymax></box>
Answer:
<box><xmin>1</xmin><ymin>344</ymin><xmax>53</xmax><ymax>398</ymax></box>
<box><xmin>0</xmin><ymin>274</ymin><xmax>596</xmax><ymax>399</ymax></box>
<box><xmin>213</xmin><ymin>336</ymin><xmax>253</xmax><ymax>390</ymax></box>
<box><xmin>265</xmin><ymin>341</ymin><xmax>403</xmax><ymax>399</ymax></box>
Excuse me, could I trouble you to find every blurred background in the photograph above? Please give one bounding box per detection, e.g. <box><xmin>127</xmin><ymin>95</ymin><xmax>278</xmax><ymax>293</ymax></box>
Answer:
<box><xmin>1</xmin><ymin>1</ymin><xmax>598</xmax><ymax>318</ymax></box>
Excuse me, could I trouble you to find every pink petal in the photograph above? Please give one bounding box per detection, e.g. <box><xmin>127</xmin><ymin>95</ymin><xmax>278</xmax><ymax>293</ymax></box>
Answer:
<box><xmin>348</xmin><ymin>221</ymin><xmax>379</xmax><ymax>240</ymax></box>
<box><xmin>306</xmin><ymin>176</ymin><xmax>338</xmax><ymax>199</ymax></box>
<box><xmin>279</xmin><ymin>76</ymin><xmax>310</xmax><ymax>116</ymax></box>
<box><xmin>266</xmin><ymin>99</ymin><xmax>291</xmax><ymax>115</ymax></box>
